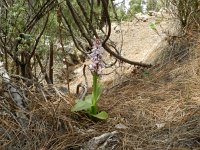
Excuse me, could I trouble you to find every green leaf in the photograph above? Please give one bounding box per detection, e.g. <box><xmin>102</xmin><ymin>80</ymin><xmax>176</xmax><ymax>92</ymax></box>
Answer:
<box><xmin>96</xmin><ymin>84</ymin><xmax>103</xmax><ymax>101</ymax></box>
<box><xmin>92</xmin><ymin>111</ymin><xmax>108</xmax><ymax>120</ymax></box>
<box><xmin>71</xmin><ymin>100</ymin><xmax>92</xmax><ymax>112</ymax></box>
<box><xmin>75</xmin><ymin>94</ymin><xmax>92</xmax><ymax>103</ymax></box>
<box><xmin>150</xmin><ymin>23</ymin><xmax>156</xmax><ymax>30</ymax></box>
<box><xmin>84</xmin><ymin>94</ymin><xmax>93</xmax><ymax>103</ymax></box>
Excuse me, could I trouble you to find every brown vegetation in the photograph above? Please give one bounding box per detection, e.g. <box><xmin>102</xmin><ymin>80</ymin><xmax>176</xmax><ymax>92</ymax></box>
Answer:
<box><xmin>1</xmin><ymin>28</ymin><xmax>200</xmax><ymax>150</ymax></box>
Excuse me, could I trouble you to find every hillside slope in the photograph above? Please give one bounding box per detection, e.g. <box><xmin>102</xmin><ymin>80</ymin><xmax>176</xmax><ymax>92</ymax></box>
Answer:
<box><xmin>1</xmin><ymin>14</ymin><xmax>199</xmax><ymax>150</ymax></box>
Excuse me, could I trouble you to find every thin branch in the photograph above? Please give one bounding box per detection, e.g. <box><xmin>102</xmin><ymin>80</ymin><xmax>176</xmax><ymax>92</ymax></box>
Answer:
<box><xmin>60</xmin><ymin>6</ymin><xmax>90</xmax><ymax>55</ymax></box>
<box><xmin>29</xmin><ymin>13</ymin><xmax>49</xmax><ymax>61</ymax></box>
<box><xmin>25</xmin><ymin>0</ymin><xmax>55</xmax><ymax>33</ymax></box>
<box><xmin>76</xmin><ymin>0</ymin><xmax>99</xmax><ymax>38</ymax></box>
<box><xmin>101</xmin><ymin>0</ymin><xmax>152</xmax><ymax>68</ymax></box>
<box><xmin>65</xmin><ymin>0</ymin><xmax>93</xmax><ymax>46</ymax></box>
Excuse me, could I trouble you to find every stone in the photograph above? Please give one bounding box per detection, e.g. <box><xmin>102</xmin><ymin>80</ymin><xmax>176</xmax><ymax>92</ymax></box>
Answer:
<box><xmin>115</xmin><ymin>123</ymin><xmax>128</xmax><ymax>129</ymax></box>
<box><xmin>85</xmin><ymin>131</ymin><xmax>119</xmax><ymax>150</ymax></box>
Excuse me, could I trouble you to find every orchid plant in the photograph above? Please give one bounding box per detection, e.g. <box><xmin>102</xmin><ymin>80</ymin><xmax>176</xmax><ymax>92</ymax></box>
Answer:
<box><xmin>71</xmin><ymin>39</ymin><xmax>108</xmax><ymax>120</ymax></box>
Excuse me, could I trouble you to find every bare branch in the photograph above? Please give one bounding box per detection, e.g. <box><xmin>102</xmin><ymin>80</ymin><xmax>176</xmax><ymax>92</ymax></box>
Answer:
<box><xmin>29</xmin><ymin>13</ymin><xmax>49</xmax><ymax>61</ymax></box>
<box><xmin>101</xmin><ymin>0</ymin><xmax>152</xmax><ymax>68</ymax></box>
<box><xmin>65</xmin><ymin>0</ymin><xmax>93</xmax><ymax>46</ymax></box>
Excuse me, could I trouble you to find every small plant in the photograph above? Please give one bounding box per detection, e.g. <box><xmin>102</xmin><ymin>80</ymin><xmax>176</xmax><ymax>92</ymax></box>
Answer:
<box><xmin>149</xmin><ymin>22</ymin><xmax>160</xmax><ymax>36</ymax></box>
<box><xmin>71</xmin><ymin>39</ymin><xmax>108</xmax><ymax>120</ymax></box>
<box><xmin>150</xmin><ymin>22</ymin><xmax>156</xmax><ymax>30</ymax></box>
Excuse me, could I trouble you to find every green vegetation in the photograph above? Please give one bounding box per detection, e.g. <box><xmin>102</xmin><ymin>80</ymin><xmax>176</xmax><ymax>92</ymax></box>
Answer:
<box><xmin>72</xmin><ymin>73</ymin><xmax>108</xmax><ymax>120</ymax></box>
<box><xmin>128</xmin><ymin>0</ymin><xmax>142</xmax><ymax>16</ymax></box>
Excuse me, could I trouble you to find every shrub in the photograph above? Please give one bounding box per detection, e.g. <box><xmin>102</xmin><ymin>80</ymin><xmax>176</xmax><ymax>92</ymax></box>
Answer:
<box><xmin>165</xmin><ymin>0</ymin><xmax>199</xmax><ymax>27</ymax></box>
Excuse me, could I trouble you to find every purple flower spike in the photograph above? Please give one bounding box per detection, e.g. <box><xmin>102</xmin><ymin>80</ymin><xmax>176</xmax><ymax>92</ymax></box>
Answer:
<box><xmin>88</xmin><ymin>39</ymin><xmax>104</xmax><ymax>75</ymax></box>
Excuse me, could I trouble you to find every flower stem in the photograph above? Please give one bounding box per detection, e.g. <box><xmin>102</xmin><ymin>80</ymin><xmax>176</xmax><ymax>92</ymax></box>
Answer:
<box><xmin>92</xmin><ymin>72</ymin><xmax>98</xmax><ymax>114</ymax></box>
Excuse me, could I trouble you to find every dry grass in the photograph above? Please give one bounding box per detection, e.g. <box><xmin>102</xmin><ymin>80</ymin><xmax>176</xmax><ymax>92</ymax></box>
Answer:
<box><xmin>101</xmin><ymin>62</ymin><xmax>200</xmax><ymax>149</ymax></box>
<box><xmin>0</xmin><ymin>34</ymin><xmax>200</xmax><ymax>150</ymax></box>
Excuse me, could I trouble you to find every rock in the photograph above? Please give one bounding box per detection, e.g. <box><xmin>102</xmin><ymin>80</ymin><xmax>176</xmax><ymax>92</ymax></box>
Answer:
<box><xmin>85</xmin><ymin>131</ymin><xmax>119</xmax><ymax>150</ymax></box>
<box><xmin>135</xmin><ymin>13</ymin><xmax>149</xmax><ymax>22</ymax></box>
<box><xmin>115</xmin><ymin>123</ymin><xmax>128</xmax><ymax>129</ymax></box>
<box><xmin>148</xmin><ymin>8</ymin><xmax>168</xmax><ymax>17</ymax></box>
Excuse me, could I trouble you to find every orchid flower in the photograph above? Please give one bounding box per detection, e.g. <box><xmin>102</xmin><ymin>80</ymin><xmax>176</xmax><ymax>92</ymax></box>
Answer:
<box><xmin>88</xmin><ymin>39</ymin><xmax>105</xmax><ymax>75</ymax></box>
<box><xmin>71</xmin><ymin>38</ymin><xmax>108</xmax><ymax>120</ymax></box>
